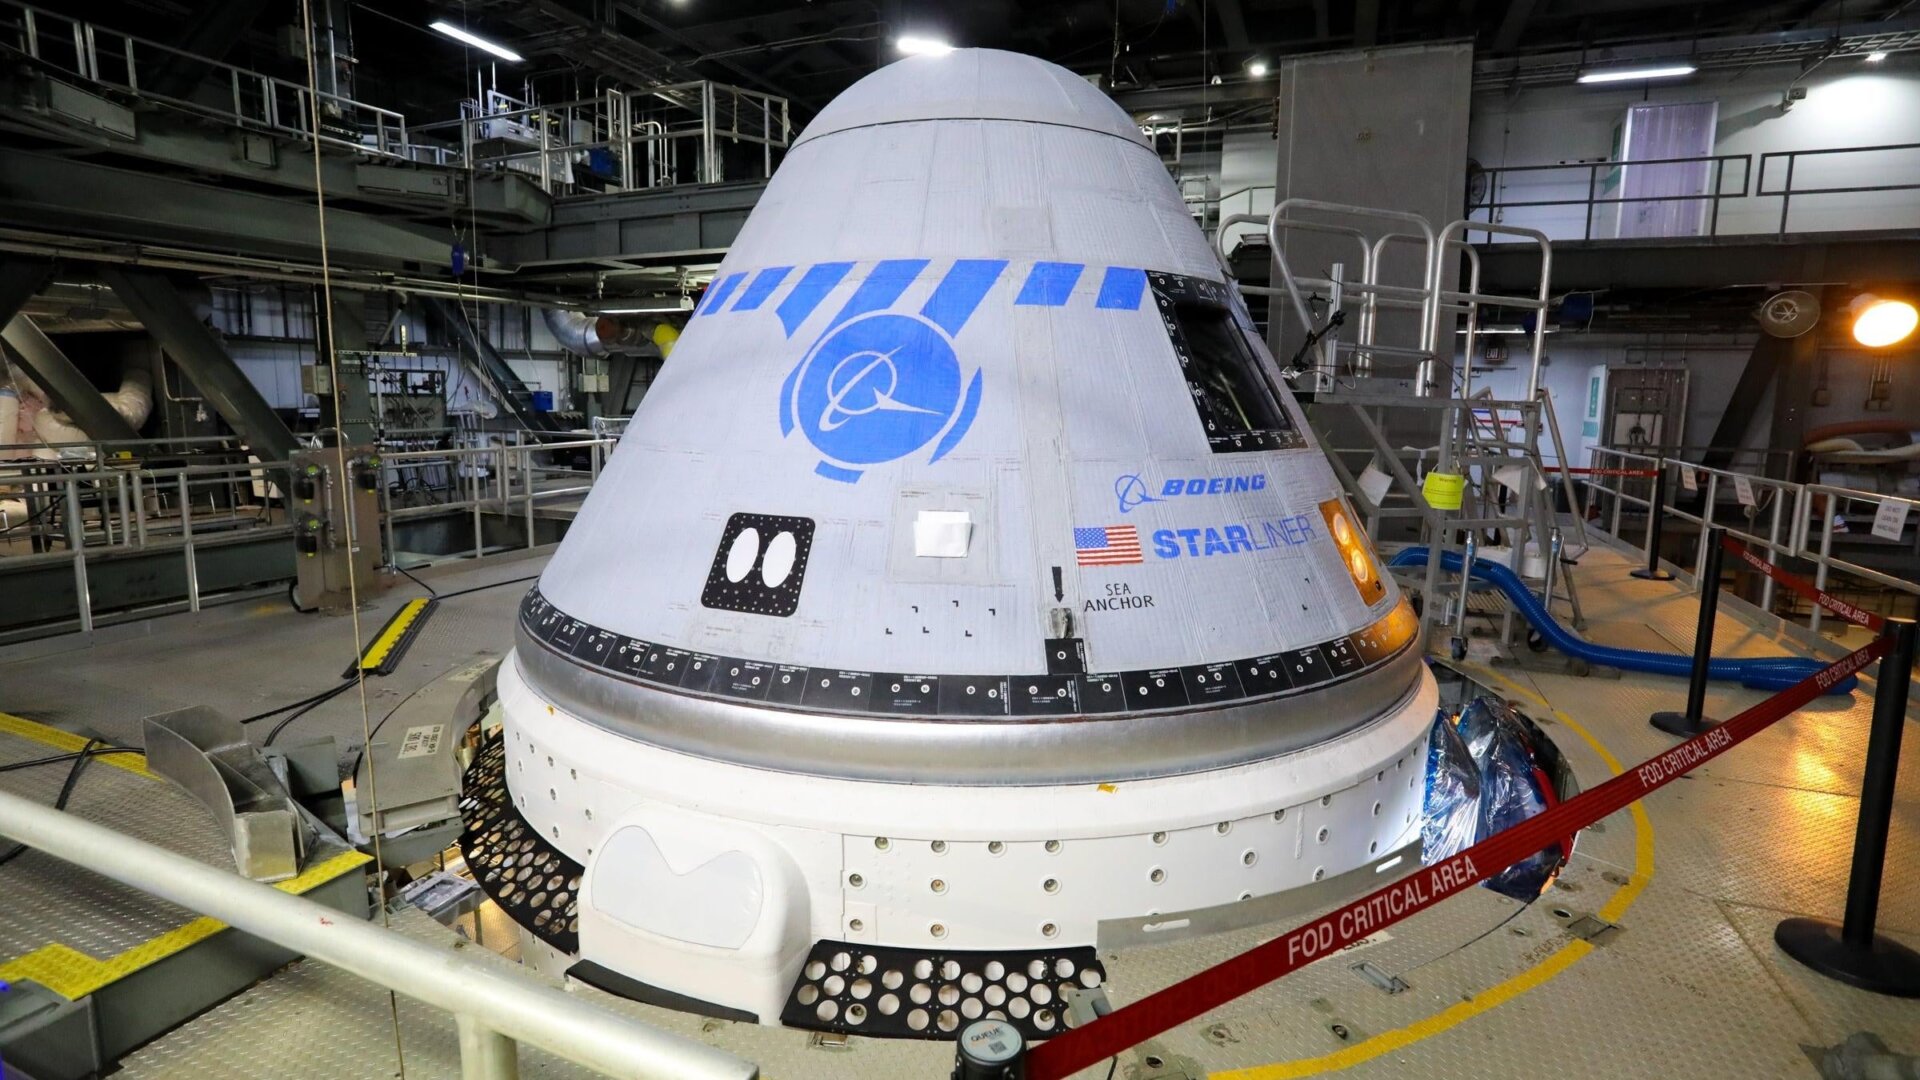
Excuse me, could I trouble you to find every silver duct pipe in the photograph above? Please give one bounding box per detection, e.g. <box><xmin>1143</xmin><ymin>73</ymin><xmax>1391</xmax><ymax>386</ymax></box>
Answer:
<box><xmin>542</xmin><ymin>308</ymin><xmax>680</xmax><ymax>358</ymax></box>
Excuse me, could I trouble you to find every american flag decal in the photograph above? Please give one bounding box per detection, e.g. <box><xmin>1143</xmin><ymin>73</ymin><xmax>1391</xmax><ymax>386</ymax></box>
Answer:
<box><xmin>1074</xmin><ymin>525</ymin><xmax>1143</xmax><ymax>566</ymax></box>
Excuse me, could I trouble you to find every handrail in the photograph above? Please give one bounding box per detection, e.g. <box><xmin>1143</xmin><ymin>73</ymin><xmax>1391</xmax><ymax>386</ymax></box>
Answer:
<box><xmin>1582</xmin><ymin>446</ymin><xmax>1919</xmax><ymax>629</ymax></box>
<box><xmin>0</xmin><ymin>786</ymin><xmax>757</xmax><ymax>1080</ymax></box>
<box><xmin>1756</xmin><ymin>141</ymin><xmax>1920</xmax><ymax>235</ymax></box>
<box><xmin>0</xmin><ymin>0</ymin><xmax>414</xmax><ymax>160</ymax></box>
<box><xmin>1474</xmin><ymin>142</ymin><xmax>1920</xmax><ymax>241</ymax></box>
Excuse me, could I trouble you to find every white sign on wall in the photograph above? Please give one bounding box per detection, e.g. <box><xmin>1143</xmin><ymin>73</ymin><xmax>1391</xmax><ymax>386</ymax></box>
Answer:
<box><xmin>1871</xmin><ymin>500</ymin><xmax>1912</xmax><ymax>542</ymax></box>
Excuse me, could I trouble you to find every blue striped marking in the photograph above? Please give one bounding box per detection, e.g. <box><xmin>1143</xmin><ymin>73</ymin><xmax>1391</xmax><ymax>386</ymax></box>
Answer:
<box><xmin>827</xmin><ymin>259</ymin><xmax>929</xmax><ymax>330</ymax></box>
<box><xmin>1015</xmin><ymin>262</ymin><xmax>1085</xmax><ymax>306</ymax></box>
<box><xmin>698</xmin><ymin>272</ymin><xmax>747</xmax><ymax>315</ymax></box>
<box><xmin>731</xmin><ymin>266</ymin><xmax>793</xmax><ymax>312</ymax></box>
<box><xmin>919</xmin><ymin>259</ymin><xmax>1008</xmax><ymax>337</ymax></box>
<box><xmin>1095</xmin><ymin>266</ymin><xmax>1147</xmax><ymax>310</ymax></box>
<box><xmin>775</xmin><ymin>262</ymin><xmax>854</xmax><ymax>338</ymax></box>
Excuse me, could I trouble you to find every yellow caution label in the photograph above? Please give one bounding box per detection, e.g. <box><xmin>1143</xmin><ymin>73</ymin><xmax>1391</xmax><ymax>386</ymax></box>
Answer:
<box><xmin>1421</xmin><ymin>471</ymin><xmax>1467</xmax><ymax>511</ymax></box>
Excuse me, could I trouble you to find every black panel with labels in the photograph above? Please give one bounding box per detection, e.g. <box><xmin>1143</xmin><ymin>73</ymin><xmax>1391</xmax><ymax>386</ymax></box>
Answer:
<box><xmin>518</xmin><ymin>587</ymin><xmax>1414</xmax><ymax>722</ymax></box>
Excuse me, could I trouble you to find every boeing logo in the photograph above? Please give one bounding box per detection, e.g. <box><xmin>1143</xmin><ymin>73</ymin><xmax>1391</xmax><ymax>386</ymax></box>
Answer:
<box><xmin>1114</xmin><ymin>472</ymin><xmax>1267</xmax><ymax>514</ymax></box>
<box><xmin>816</xmin><ymin>346</ymin><xmax>943</xmax><ymax>432</ymax></box>
<box><xmin>779</xmin><ymin>259</ymin><xmax>1008</xmax><ymax>483</ymax></box>
<box><xmin>786</xmin><ymin>313</ymin><xmax>979</xmax><ymax>483</ymax></box>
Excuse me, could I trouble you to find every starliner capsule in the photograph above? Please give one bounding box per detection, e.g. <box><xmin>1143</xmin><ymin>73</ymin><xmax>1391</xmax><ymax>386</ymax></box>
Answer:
<box><xmin>461</xmin><ymin>47</ymin><xmax>1436</xmax><ymax>1041</ymax></box>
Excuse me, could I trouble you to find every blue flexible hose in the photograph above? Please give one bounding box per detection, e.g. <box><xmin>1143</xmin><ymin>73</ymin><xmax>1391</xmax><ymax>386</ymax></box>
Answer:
<box><xmin>1390</xmin><ymin>547</ymin><xmax>1856</xmax><ymax>695</ymax></box>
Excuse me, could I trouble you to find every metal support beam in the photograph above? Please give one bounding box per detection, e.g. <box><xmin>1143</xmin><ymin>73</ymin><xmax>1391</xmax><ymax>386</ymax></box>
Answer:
<box><xmin>1493</xmin><ymin>0</ymin><xmax>1540</xmax><ymax>52</ymax></box>
<box><xmin>417</xmin><ymin>297</ymin><xmax>560</xmax><ymax>433</ymax></box>
<box><xmin>1</xmin><ymin>315</ymin><xmax>142</xmax><ymax>442</ymax></box>
<box><xmin>0</xmin><ymin>256</ymin><xmax>54</xmax><ymax>327</ymax></box>
<box><xmin>101</xmin><ymin>267</ymin><xmax>299</xmax><ymax>461</ymax></box>
<box><xmin>1701</xmin><ymin>331</ymin><xmax>1811</xmax><ymax>474</ymax></box>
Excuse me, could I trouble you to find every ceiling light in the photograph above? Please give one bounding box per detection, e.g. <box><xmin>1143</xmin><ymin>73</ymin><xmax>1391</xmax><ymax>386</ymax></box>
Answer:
<box><xmin>429</xmin><ymin>21</ymin><xmax>523</xmax><ymax>62</ymax></box>
<box><xmin>1576</xmin><ymin>64</ymin><xmax>1696</xmax><ymax>84</ymax></box>
<box><xmin>1850</xmin><ymin>294</ymin><xmax>1918</xmax><ymax>347</ymax></box>
<box><xmin>896</xmin><ymin>35</ymin><xmax>955</xmax><ymax>56</ymax></box>
<box><xmin>1866</xmin><ymin>50</ymin><xmax>1888</xmax><ymax>62</ymax></box>
<box><xmin>1246</xmin><ymin>59</ymin><xmax>1270</xmax><ymax>77</ymax></box>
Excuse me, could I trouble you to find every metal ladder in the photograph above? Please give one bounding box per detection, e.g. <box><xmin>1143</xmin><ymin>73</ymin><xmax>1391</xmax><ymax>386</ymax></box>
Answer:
<box><xmin>1216</xmin><ymin>200</ymin><xmax>1585</xmax><ymax>651</ymax></box>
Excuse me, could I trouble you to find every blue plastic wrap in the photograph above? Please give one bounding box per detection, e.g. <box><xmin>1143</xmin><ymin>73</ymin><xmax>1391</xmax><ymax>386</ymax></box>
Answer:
<box><xmin>1457</xmin><ymin>698</ymin><xmax>1566</xmax><ymax>901</ymax></box>
<box><xmin>1420</xmin><ymin>705</ymin><xmax>1481</xmax><ymax>865</ymax></box>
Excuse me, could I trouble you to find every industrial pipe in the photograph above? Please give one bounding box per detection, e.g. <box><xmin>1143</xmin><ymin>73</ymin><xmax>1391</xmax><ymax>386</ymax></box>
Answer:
<box><xmin>543</xmin><ymin>309</ymin><xmax>681</xmax><ymax>358</ymax></box>
<box><xmin>0</xmin><ymin>786</ymin><xmax>759</xmax><ymax>1080</ymax></box>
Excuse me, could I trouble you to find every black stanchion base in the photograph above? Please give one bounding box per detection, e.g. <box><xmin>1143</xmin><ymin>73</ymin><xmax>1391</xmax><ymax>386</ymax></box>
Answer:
<box><xmin>1630</xmin><ymin>567</ymin><xmax>1675</xmax><ymax>581</ymax></box>
<box><xmin>1775</xmin><ymin>917</ymin><xmax>1920</xmax><ymax>998</ymax></box>
<box><xmin>1650</xmin><ymin>710</ymin><xmax>1718</xmax><ymax>737</ymax></box>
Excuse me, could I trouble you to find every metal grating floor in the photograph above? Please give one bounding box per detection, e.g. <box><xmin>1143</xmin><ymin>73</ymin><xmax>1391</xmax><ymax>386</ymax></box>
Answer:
<box><xmin>2</xmin><ymin>537</ymin><xmax>1915</xmax><ymax>1079</ymax></box>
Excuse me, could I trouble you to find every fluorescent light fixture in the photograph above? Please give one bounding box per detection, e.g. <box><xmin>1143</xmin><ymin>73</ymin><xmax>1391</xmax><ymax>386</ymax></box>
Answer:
<box><xmin>1576</xmin><ymin>63</ymin><xmax>1695</xmax><ymax>84</ymax></box>
<box><xmin>1246</xmin><ymin>59</ymin><xmax>1270</xmax><ymax>77</ymax></box>
<box><xmin>429</xmin><ymin>20</ymin><xmax>523</xmax><ymax>62</ymax></box>
<box><xmin>596</xmin><ymin>302</ymin><xmax>693</xmax><ymax>314</ymax></box>
<box><xmin>895</xmin><ymin>35</ymin><xmax>955</xmax><ymax>56</ymax></box>
<box><xmin>1851</xmin><ymin>294</ymin><xmax>1918</xmax><ymax>347</ymax></box>
<box><xmin>1866</xmin><ymin>50</ymin><xmax>1888</xmax><ymax>62</ymax></box>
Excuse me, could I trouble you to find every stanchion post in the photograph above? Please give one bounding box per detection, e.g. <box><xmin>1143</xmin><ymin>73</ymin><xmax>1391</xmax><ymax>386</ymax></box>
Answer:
<box><xmin>1775</xmin><ymin>617</ymin><xmax>1920</xmax><ymax>997</ymax></box>
<box><xmin>1630</xmin><ymin>460</ymin><xmax>1674</xmax><ymax>581</ymax></box>
<box><xmin>1652</xmin><ymin>526</ymin><xmax>1724</xmax><ymax>737</ymax></box>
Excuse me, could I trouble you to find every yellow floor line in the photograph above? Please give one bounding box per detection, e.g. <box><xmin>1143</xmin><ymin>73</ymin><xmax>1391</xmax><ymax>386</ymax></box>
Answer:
<box><xmin>1215</xmin><ymin>668</ymin><xmax>1655</xmax><ymax>1079</ymax></box>
<box><xmin>0</xmin><ymin>850</ymin><xmax>372</xmax><ymax>1000</ymax></box>
<box><xmin>0</xmin><ymin>710</ymin><xmax>154</xmax><ymax>778</ymax></box>
<box><xmin>0</xmin><ymin>709</ymin><xmax>373</xmax><ymax>1000</ymax></box>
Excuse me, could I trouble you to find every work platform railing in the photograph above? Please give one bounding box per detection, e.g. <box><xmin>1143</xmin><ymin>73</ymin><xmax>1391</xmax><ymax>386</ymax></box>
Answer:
<box><xmin>0</xmin><ymin>785</ymin><xmax>757</xmax><ymax>1080</ymax></box>
<box><xmin>1583</xmin><ymin>445</ymin><xmax>1920</xmax><ymax>632</ymax></box>
<box><xmin>1218</xmin><ymin>199</ymin><xmax>1575</xmax><ymax>643</ymax></box>
<box><xmin>0</xmin><ymin>0</ymin><xmax>788</xmax><ymax>197</ymax></box>
<box><xmin>0</xmin><ymin>431</ymin><xmax>617</xmax><ymax>634</ymax></box>
<box><xmin>0</xmin><ymin>0</ymin><xmax>414</xmax><ymax>159</ymax></box>
<box><xmin>1473</xmin><ymin>141</ymin><xmax>1920</xmax><ymax>240</ymax></box>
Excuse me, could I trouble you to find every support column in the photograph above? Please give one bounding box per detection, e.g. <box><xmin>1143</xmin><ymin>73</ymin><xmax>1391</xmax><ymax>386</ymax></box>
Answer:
<box><xmin>3</xmin><ymin>316</ymin><xmax>142</xmax><ymax>443</ymax></box>
<box><xmin>101</xmin><ymin>267</ymin><xmax>299</xmax><ymax>461</ymax></box>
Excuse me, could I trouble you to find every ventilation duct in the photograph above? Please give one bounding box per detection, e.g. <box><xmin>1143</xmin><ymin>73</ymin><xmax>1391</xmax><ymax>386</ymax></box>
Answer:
<box><xmin>543</xmin><ymin>309</ymin><xmax>681</xmax><ymax>358</ymax></box>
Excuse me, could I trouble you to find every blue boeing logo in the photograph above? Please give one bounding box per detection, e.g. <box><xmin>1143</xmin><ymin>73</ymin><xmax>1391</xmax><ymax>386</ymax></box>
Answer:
<box><xmin>779</xmin><ymin>259</ymin><xmax>1006</xmax><ymax>483</ymax></box>
<box><xmin>785</xmin><ymin>312</ymin><xmax>980</xmax><ymax>483</ymax></box>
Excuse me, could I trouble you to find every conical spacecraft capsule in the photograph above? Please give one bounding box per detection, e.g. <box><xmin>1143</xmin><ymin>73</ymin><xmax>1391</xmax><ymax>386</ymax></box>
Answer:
<box><xmin>464</xmin><ymin>47</ymin><xmax>1436</xmax><ymax>1041</ymax></box>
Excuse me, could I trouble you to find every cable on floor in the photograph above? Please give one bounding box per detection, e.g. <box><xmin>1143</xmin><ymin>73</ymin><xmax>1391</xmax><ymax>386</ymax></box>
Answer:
<box><xmin>0</xmin><ymin>738</ymin><xmax>112</xmax><ymax>867</ymax></box>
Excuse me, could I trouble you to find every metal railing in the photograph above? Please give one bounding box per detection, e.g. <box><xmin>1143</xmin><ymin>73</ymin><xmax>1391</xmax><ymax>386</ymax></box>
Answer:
<box><xmin>0</xmin><ymin>434</ymin><xmax>618</xmax><ymax>633</ymax></box>
<box><xmin>379</xmin><ymin>436</ymin><xmax>611</xmax><ymax>561</ymax></box>
<box><xmin>1473</xmin><ymin>154</ymin><xmax>1751</xmax><ymax>241</ymax></box>
<box><xmin>1</xmin><ymin>456</ymin><xmax>296</xmax><ymax>632</ymax></box>
<box><xmin>1582</xmin><ymin>446</ymin><xmax>1920</xmax><ymax>631</ymax></box>
<box><xmin>1473</xmin><ymin>142</ymin><xmax>1920</xmax><ymax>241</ymax></box>
<box><xmin>0</xmin><ymin>786</ymin><xmax>756</xmax><ymax>1080</ymax></box>
<box><xmin>1758</xmin><ymin>141</ymin><xmax>1920</xmax><ymax>235</ymax></box>
<box><xmin>0</xmin><ymin>0</ymin><xmax>415</xmax><ymax>159</ymax></box>
<box><xmin>412</xmin><ymin>81</ymin><xmax>790</xmax><ymax>197</ymax></box>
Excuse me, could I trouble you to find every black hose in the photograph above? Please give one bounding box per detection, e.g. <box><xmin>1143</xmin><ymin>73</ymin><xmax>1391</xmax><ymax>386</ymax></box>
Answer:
<box><xmin>0</xmin><ymin>739</ymin><xmax>118</xmax><ymax>867</ymax></box>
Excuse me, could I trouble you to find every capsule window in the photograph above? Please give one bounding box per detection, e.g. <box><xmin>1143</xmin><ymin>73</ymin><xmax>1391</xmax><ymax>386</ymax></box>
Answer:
<box><xmin>1150</xmin><ymin>273</ymin><xmax>1300</xmax><ymax>454</ymax></box>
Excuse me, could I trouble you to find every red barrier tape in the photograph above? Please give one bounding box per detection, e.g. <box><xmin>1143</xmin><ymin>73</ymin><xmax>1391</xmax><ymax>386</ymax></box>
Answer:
<box><xmin>1561</xmin><ymin>467</ymin><xmax>1662</xmax><ymax>477</ymax></box>
<box><xmin>1025</xmin><ymin>638</ymin><xmax>1889</xmax><ymax>1079</ymax></box>
<box><xmin>1720</xmin><ymin>535</ymin><xmax>1886</xmax><ymax>631</ymax></box>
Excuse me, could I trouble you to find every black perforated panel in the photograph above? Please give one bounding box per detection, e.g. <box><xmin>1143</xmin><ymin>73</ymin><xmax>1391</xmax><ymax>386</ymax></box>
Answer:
<box><xmin>780</xmin><ymin>939</ymin><xmax>1104</xmax><ymax>1042</ymax></box>
<box><xmin>700</xmin><ymin>512</ymin><xmax>816</xmax><ymax>617</ymax></box>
